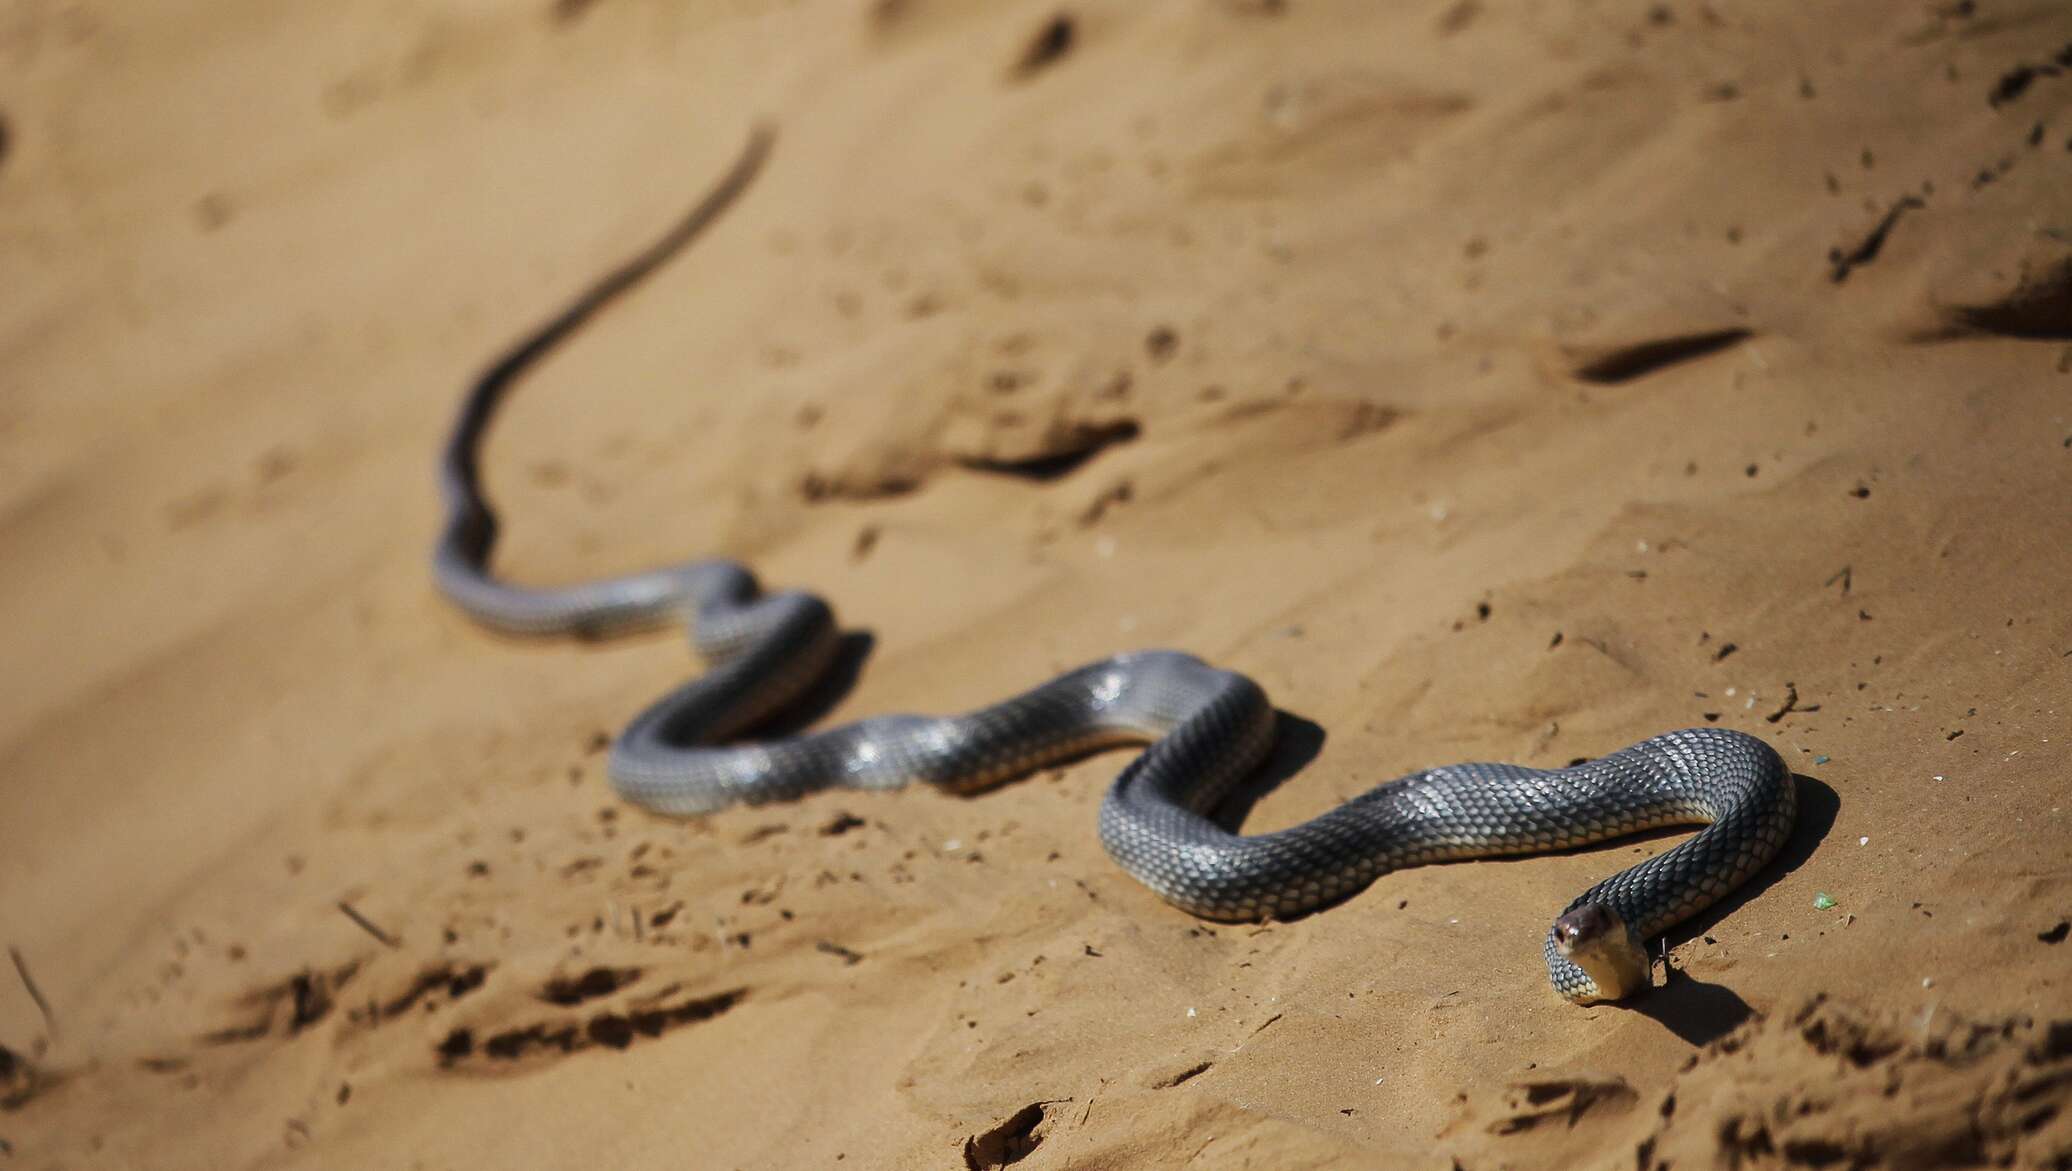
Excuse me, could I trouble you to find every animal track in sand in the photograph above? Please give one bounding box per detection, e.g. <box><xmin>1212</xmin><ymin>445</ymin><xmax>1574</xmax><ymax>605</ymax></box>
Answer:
<box><xmin>538</xmin><ymin>965</ymin><xmax>641</xmax><ymax>1006</ymax></box>
<box><xmin>963</xmin><ymin>1101</ymin><xmax>1054</xmax><ymax>1169</ymax></box>
<box><xmin>374</xmin><ymin>961</ymin><xmax>490</xmax><ymax>1019</ymax></box>
<box><xmin>200</xmin><ymin>960</ymin><xmax>362</xmax><ymax>1045</ymax></box>
<box><xmin>1927</xmin><ymin>251</ymin><xmax>2072</xmax><ymax>342</ymax></box>
<box><xmin>1</xmin><ymin>1042</ymin><xmax>44</xmax><ymax>1109</ymax></box>
<box><xmin>799</xmin><ymin>413</ymin><xmax>1140</xmax><ymax>502</ymax></box>
<box><xmin>201</xmin><ymin>959</ymin><xmax>492</xmax><ymax>1049</ymax></box>
<box><xmin>1828</xmin><ymin>196</ymin><xmax>1924</xmax><ymax>284</ymax></box>
<box><xmin>1483</xmin><ymin>1073</ymin><xmax>1638</xmax><ymax>1135</ymax></box>
<box><xmin>1460</xmin><ymin>995</ymin><xmax>2072</xmax><ymax>1169</ymax></box>
<box><xmin>435</xmin><ymin>984</ymin><xmax>746</xmax><ymax>1070</ymax></box>
<box><xmin>1567</xmin><ymin>328</ymin><xmax>1754</xmax><ymax>385</ymax></box>
<box><xmin>1141</xmin><ymin>1058</ymin><xmax>1214</xmax><ymax>1090</ymax></box>
<box><xmin>1007</xmin><ymin>13</ymin><xmax>1074</xmax><ymax>82</ymax></box>
<box><xmin>956</xmin><ymin>418</ymin><xmax>1140</xmax><ymax>481</ymax></box>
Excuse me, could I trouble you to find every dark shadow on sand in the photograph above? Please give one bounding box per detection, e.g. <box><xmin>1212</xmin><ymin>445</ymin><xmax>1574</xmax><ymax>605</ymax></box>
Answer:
<box><xmin>1626</xmin><ymin>971</ymin><xmax>1757</xmax><ymax>1046</ymax></box>
<box><xmin>754</xmin><ymin>630</ymin><xmax>876</xmax><ymax>737</ymax></box>
<box><xmin>1211</xmin><ymin>710</ymin><xmax>1327</xmax><ymax>832</ymax></box>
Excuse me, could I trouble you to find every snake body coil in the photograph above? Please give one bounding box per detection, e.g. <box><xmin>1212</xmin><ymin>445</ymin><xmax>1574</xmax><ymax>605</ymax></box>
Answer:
<box><xmin>434</xmin><ymin>127</ymin><xmax>1796</xmax><ymax>1003</ymax></box>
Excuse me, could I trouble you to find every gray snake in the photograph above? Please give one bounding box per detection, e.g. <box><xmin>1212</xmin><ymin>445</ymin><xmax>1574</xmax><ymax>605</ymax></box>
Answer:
<box><xmin>433</xmin><ymin>126</ymin><xmax>1797</xmax><ymax>1003</ymax></box>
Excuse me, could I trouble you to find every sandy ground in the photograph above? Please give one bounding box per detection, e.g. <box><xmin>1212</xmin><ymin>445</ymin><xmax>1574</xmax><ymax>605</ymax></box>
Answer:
<box><xmin>3</xmin><ymin>1</ymin><xmax>2071</xmax><ymax>1167</ymax></box>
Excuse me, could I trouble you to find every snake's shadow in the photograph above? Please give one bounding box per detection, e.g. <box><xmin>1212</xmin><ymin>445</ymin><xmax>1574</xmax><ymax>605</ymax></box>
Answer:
<box><xmin>755</xmin><ymin>630</ymin><xmax>877</xmax><ymax>737</ymax></box>
<box><xmin>1625</xmin><ymin>971</ymin><xmax>1758</xmax><ymax>1046</ymax></box>
<box><xmin>1212</xmin><ymin>710</ymin><xmax>1328</xmax><ymax>831</ymax></box>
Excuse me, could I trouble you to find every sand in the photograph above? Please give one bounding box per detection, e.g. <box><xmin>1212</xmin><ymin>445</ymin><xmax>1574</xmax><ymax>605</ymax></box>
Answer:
<box><xmin>3</xmin><ymin>1</ymin><xmax>2070</xmax><ymax>1167</ymax></box>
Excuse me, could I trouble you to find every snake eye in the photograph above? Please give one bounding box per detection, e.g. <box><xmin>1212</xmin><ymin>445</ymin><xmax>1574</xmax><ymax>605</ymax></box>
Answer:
<box><xmin>1554</xmin><ymin>903</ymin><xmax>1619</xmax><ymax>954</ymax></box>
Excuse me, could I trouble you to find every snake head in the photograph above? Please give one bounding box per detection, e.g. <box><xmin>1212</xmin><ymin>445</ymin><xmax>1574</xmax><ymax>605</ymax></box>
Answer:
<box><xmin>1552</xmin><ymin>902</ymin><xmax>1651</xmax><ymax>1003</ymax></box>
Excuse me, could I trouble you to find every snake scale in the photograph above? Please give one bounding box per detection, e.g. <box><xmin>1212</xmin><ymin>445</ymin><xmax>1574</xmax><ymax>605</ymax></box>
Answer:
<box><xmin>433</xmin><ymin>126</ymin><xmax>1797</xmax><ymax>1003</ymax></box>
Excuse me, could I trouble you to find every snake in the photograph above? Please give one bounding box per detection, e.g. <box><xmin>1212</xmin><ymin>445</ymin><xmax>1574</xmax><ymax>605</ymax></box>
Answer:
<box><xmin>433</xmin><ymin>125</ymin><xmax>1798</xmax><ymax>1004</ymax></box>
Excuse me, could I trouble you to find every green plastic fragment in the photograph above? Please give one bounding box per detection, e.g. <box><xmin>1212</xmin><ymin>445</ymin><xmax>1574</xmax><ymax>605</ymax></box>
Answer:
<box><xmin>1812</xmin><ymin>893</ymin><xmax>1837</xmax><ymax>910</ymax></box>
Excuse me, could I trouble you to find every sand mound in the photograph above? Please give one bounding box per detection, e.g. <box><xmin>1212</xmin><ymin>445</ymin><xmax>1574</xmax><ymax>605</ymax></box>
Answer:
<box><xmin>1458</xmin><ymin>994</ymin><xmax>2072</xmax><ymax>1170</ymax></box>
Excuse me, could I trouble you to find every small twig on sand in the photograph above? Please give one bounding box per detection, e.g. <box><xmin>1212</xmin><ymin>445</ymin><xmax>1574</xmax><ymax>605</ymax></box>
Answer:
<box><xmin>815</xmin><ymin>940</ymin><xmax>864</xmax><ymax>965</ymax></box>
<box><xmin>336</xmin><ymin>902</ymin><xmax>400</xmax><ymax>949</ymax></box>
<box><xmin>8</xmin><ymin>947</ymin><xmax>54</xmax><ymax>1040</ymax></box>
<box><xmin>1764</xmin><ymin>684</ymin><xmax>1819</xmax><ymax>724</ymax></box>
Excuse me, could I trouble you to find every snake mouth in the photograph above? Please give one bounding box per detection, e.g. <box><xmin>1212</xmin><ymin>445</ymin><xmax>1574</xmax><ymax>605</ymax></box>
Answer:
<box><xmin>1553</xmin><ymin>902</ymin><xmax>1651</xmax><ymax>1003</ymax></box>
